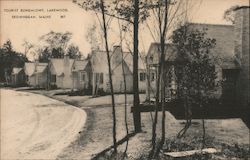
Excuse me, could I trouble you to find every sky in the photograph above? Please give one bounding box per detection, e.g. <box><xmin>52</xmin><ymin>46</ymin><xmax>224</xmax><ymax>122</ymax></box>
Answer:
<box><xmin>0</xmin><ymin>0</ymin><xmax>249</xmax><ymax>60</ymax></box>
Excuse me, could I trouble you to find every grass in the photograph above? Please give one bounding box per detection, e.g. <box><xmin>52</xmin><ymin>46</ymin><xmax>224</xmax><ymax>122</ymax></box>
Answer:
<box><xmin>24</xmin><ymin>89</ymin><xmax>249</xmax><ymax>160</ymax></box>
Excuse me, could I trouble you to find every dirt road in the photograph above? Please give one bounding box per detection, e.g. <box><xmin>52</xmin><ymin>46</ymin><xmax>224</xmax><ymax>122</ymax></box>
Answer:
<box><xmin>0</xmin><ymin>89</ymin><xmax>87</xmax><ymax>160</ymax></box>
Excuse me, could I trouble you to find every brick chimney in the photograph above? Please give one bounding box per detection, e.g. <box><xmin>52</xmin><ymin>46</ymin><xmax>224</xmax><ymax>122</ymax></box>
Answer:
<box><xmin>63</xmin><ymin>54</ymin><xmax>72</xmax><ymax>88</ymax></box>
<box><xmin>34</xmin><ymin>59</ymin><xmax>39</xmax><ymax>72</ymax></box>
<box><xmin>112</xmin><ymin>45</ymin><xmax>123</xmax><ymax>66</ymax></box>
<box><xmin>234</xmin><ymin>6</ymin><xmax>250</xmax><ymax>108</ymax></box>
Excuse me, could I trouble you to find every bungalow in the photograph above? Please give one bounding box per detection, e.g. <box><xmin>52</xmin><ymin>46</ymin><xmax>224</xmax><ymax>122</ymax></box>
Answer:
<box><xmin>49</xmin><ymin>55</ymin><xmax>74</xmax><ymax>89</ymax></box>
<box><xmin>24</xmin><ymin>62</ymin><xmax>48</xmax><ymax>88</ymax></box>
<box><xmin>11</xmin><ymin>68</ymin><xmax>26</xmax><ymax>86</ymax></box>
<box><xmin>91</xmin><ymin>45</ymin><xmax>147</xmax><ymax>95</ymax></box>
<box><xmin>72</xmin><ymin>59</ymin><xmax>92</xmax><ymax>91</ymax></box>
<box><xmin>146</xmin><ymin>23</ymin><xmax>239</xmax><ymax>101</ymax></box>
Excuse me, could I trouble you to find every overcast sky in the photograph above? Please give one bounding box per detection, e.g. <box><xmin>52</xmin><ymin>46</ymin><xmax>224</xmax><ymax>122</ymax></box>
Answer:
<box><xmin>0</xmin><ymin>0</ymin><xmax>249</xmax><ymax>59</ymax></box>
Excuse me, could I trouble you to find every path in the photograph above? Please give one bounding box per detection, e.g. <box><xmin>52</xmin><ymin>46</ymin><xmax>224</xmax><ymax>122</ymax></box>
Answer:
<box><xmin>0</xmin><ymin>89</ymin><xmax>87</xmax><ymax>160</ymax></box>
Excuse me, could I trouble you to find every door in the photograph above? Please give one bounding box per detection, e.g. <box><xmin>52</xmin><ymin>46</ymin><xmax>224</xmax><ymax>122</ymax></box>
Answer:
<box><xmin>222</xmin><ymin>69</ymin><xmax>239</xmax><ymax>103</ymax></box>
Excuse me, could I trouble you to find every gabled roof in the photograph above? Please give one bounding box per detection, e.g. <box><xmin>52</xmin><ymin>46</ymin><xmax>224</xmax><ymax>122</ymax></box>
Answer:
<box><xmin>91</xmin><ymin>51</ymin><xmax>109</xmax><ymax>73</ymax></box>
<box><xmin>50</xmin><ymin>58</ymin><xmax>74</xmax><ymax>76</ymax></box>
<box><xmin>123</xmin><ymin>52</ymin><xmax>146</xmax><ymax>71</ymax></box>
<box><xmin>24</xmin><ymin>62</ymin><xmax>48</xmax><ymax>76</ymax></box>
<box><xmin>36</xmin><ymin>65</ymin><xmax>47</xmax><ymax>73</ymax></box>
<box><xmin>72</xmin><ymin>60</ymin><xmax>89</xmax><ymax>71</ymax></box>
<box><xmin>188</xmin><ymin>23</ymin><xmax>235</xmax><ymax>58</ymax></box>
<box><xmin>12</xmin><ymin>68</ymin><xmax>23</xmax><ymax>75</ymax></box>
<box><xmin>147</xmin><ymin>23</ymin><xmax>237</xmax><ymax>68</ymax></box>
<box><xmin>147</xmin><ymin>43</ymin><xmax>179</xmax><ymax>62</ymax></box>
<box><xmin>91</xmin><ymin>49</ymin><xmax>146</xmax><ymax>74</ymax></box>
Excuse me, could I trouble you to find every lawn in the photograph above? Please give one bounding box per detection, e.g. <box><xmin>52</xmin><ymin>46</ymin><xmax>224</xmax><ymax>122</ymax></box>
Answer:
<box><xmin>26</xmin><ymin>89</ymin><xmax>249</xmax><ymax>160</ymax></box>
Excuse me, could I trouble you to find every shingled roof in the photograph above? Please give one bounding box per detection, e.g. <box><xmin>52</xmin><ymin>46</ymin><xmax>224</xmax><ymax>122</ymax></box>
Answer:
<box><xmin>50</xmin><ymin>58</ymin><xmax>74</xmax><ymax>76</ymax></box>
<box><xmin>91</xmin><ymin>48</ymin><xmax>146</xmax><ymax>74</ymax></box>
<box><xmin>72</xmin><ymin>60</ymin><xmax>89</xmax><ymax>71</ymax></box>
<box><xmin>188</xmin><ymin>23</ymin><xmax>235</xmax><ymax>58</ymax></box>
<box><xmin>147</xmin><ymin>23</ymin><xmax>238</xmax><ymax>69</ymax></box>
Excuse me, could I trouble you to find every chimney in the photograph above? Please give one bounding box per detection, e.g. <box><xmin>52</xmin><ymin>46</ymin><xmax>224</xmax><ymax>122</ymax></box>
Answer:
<box><xmin>234</xmin><ymin>6</ymin><xmax>249</xmax><ymax>63</ymax></box>
<box><xmin>64</xmin><ymin>54</ymin><xmax>70</xmax><ymax>66</ymax></box>
<box><xmin>34</xmin><ymin>59</ymin><xmax>39</xmax><ymax>72</ymax></box>
<box><xmin>112</xmin><ymin>45</ymin><xmax>123</xmax><ymax>65</ymax></box>
<box><xmin>234</xmin><ymin>6</ymin><xmax>250</xmax><ymax>108</ymax></box>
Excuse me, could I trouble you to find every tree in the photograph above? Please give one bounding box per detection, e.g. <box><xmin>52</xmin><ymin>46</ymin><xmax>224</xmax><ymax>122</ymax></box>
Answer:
<box><xmin>67</xmin><ymin>44</ymin><xmax>81</xmax><ymax>59</ymax></box>
<box><xmin>144</xmin><ymin>0</ymin><xmax>186</xmax><ymax>157</ymax></box>
<box><xmin>37</xmin><ymin>31</ymin><xmax>73</xmax><ymax>61</ymax></box>
<box><xmin>38</xmin><ymin>47</ymin><xmax>50</xmax><ymax>62</ymax></box>
<box><xmin>223</xmin><ymin>5</ymin><xmax>239</xmax><ymax>24</ymax></box>
<box><xmin>106</xmin><ymin>0</ymin><xmax>162</xmax><ymax>132</ymax></box>
<box><xmin>74</xmin><ymin>0</ymin><xmax>118</xmax><ymax>153</ymax></box>
<box><xmin>172</xmin><ymin>23</ymin><xmax>217</xmax><ymax>148</ymax></box>
<box><xmin>86</xmin><ymin>23</ymin><xmax>102</xmax><ymax>51</ymax></box>
<box><xmin>0</xmin><ymin>40</ymin><xmax>28</xmax><ymax>83</ymax></box>
<box><xmin>22</xmin><ymin>40</ymin><xmax>34</xmax><ymax>57</ymax></box>
<box><xmin>132</xmin><ymin>0</ymin><xmax>142</xmax><ymax>133</ymax></box>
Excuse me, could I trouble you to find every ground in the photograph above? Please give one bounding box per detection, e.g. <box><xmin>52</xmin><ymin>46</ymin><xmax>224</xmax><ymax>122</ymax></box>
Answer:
<box><xmin>28</xmin><ymin>89</ymin><xmax>249</xmax><ymax>160</ymax></box>
<box><xmin>0</xmin><ymin>89</ymin><xmax>86</xmax><ymax>160</ymax></box>
<box><xmin>1</xmin><ymin>88</ymin><xmax>249</xmax><ymax>159</ymax></box>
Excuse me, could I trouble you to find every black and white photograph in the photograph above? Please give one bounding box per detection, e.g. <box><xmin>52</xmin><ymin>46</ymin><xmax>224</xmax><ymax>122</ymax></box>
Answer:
<box><xmin>0</xmin><ymin>0</ymin><xmax>249</xmax><ymax>159</ymax></box>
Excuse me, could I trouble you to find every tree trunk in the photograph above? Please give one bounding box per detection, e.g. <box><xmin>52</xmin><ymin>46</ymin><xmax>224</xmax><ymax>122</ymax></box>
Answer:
<box><xmin>118</xmin><ymin>18</ymin><xmax>129</xmax><ymax>156</ymax></box>
<box><xmin>133</xmin><ymin>0</ymin><xmax>142</xmax><ymax>133</ymax></box>
<box><xmin>202</xmin><ymin>117</ymin><xmax>206</xmax><ymax>148</ymax></box>
<box><xmin>100</xmin><ymin>0</ymin><xmax>117</xmax><ymax>153</ymax></box>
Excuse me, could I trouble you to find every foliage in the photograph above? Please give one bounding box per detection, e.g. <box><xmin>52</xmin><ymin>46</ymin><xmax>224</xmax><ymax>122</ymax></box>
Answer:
<box><xmin>67</xmin><ymin>44</ymin><xmax>82</xmax><ymax>59</ymax></box>
<box><xmin>172</xmin><ymin>24</ymin><xmax>217</xmax><ymax>105</ymax></box>
<box><xmin>172</xmin><ymin>24</ymin><xmax>217</xmax><ymax>147</ymax></box>
<box><xmin>0</xmin><ymin>40</ymin><xmax>28</xmax><ymax>82</ymax></box>
<box><xmin>37</xmin><ymin>47</ymin><xmax>51</xmax><ymax>62</ymax></box>
<box><xmin>22</xmin><ymin>40</ymin><xmax>34</xmax><ymax>57</ymax></box>
<box><xmin>37</xmin><ymin>31</ymin><xmax>81</xmax><ymax>62</ymax></box>
<box><xmin>73</xmin><ymin>0</ymin><xmax>155</xmax><ymax>24</ymax></box>
<box><xmin>38</xmin><ymin>31</ymin><xmax>70</xmax><ymax>61</ymax></box>
<box><xmin>223</xmin><ymin>5</ymin><xmax>239</xmax><ymax>24</ymax></box>
<box><xmin>86</xmin><ymin>23</ymin><xmax>102</xmax><ymax>51</ymax></box>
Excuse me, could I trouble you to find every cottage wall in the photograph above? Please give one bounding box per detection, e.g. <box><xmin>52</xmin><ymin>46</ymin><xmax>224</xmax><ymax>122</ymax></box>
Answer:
<box><xmin>27</xmin><ymin>75</ymin><xmax>36</xmax><ymax>86</ymax></box>
<box><xmin>138</xmin><ymin>69</ymin><xmax>147</xmax><ymax>92</ymax></box>
<box><xmin>37</xmin><ymin>71</ymin><xmax>48</xmax><ymax>88</ymax></box>
<box><xmin>56</xmin><ymin>76</ymin><xmax>64</xmax><ymax>88</ymax></box>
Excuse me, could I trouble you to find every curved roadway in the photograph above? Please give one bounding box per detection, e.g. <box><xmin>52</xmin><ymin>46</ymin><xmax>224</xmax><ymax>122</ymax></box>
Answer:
<box><xmin>0</xmin><ymin>89</ymin><xmax>86</xmax><ymax>159</ymax></box>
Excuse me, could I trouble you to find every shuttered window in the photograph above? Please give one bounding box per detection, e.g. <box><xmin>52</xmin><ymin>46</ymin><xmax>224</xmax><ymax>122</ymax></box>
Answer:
<box><xmin>140</xmin><ymin>72</ymin><xmax>146</xmax><ymax>81</ymax></box>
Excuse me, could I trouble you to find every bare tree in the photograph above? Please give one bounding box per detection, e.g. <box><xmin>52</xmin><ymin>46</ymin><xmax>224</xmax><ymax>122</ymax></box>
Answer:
<box><xmin>74</xmin><ymin>0</ymin><xmax>118</xmax><ymax>153</ymax></box>
<box><xmin>22</xmin><ymin>40</ymin><xmax>34</xmax><ymax>57</ymax></box>
<box><xmin>147</xmin><ymin>1</ymin><xmax>185</xmax><ymax>157</ymax></box>
<box><xmin>86</xmin><ymin>23</ymin><xmax>102</xmax><ymax>51</ymax></box>
<box><xmin>117</xmin><ymin>19</ymin><xmax>129</xmax><ymax>157</ymax></box>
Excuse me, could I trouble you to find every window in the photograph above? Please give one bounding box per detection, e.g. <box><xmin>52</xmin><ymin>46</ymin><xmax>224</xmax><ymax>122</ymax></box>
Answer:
<box><xmin>80</xmin><ymin>72</ymin><xmax>86</xmax><ymax>81</ymax></box>
<box><xmin>140</xmin><ymin>72</ymin><xmax>146</xmax><ymax>81</ymax></box>
<box><xmin>149</xmin><ymin>55</ymin><xmax>153</xmax><ymax>62</ymax></box>
<box><xmin>151</xmin><ymin>73</ymin><xmax>155</xmax><ymax>81</ymax></box>
<box><xmin>51</xmin><ymin>75</ymin><xmax>56</xmax><ymax>83</ymax></box>
<box><xmin>82</xmin><ymin>74</ymin><xmax>86</xmax><ymax>81</ymax></box>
